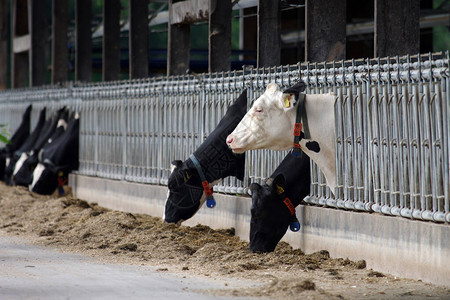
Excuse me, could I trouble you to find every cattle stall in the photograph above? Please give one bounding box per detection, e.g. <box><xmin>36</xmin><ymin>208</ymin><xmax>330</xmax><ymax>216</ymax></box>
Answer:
<box><xmin>0</xmin><ymin>52</ymin><xmax>449</xmax><ymax>224</ymax></box>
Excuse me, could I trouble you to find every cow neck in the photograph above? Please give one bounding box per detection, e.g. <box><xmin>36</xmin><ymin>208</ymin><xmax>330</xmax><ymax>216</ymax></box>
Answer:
<box><xmin>189</xmin><ymin>154</ymin><xmax>215</xmax><ymax>208</ymax></box>
<box><xmin>270</xmin><ymin>154</ymin><xmax>310</xmax><ymax>219</ymax></box>
<box><xmin>291</xmin><ymin>93</ymin><xmax>309</xmax><ymax>157</ymax></box>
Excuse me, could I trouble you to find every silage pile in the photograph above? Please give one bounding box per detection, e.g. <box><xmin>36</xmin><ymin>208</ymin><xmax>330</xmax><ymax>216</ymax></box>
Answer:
<box><xmin>1</xmin><ymin>182</ymin><xmax>448</xmax><ymax>299</ymax></box>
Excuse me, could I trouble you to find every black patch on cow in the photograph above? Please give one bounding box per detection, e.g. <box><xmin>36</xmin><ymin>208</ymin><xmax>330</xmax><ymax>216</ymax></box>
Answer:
<box><xmin>191</xmin><ymin>91</ymin><xmax>247</xmax><ymax>182</ymax></box>
<box><xmin>32</xmin><ymin>107</ymin><xmax>67</xmax><ymax>152</ymax></box>
<box><xmin>4</xmin><ymin>105</ymin><xmax>32</xmax><ymax>154</ymax></box>
<box><xmin>165</xmin><ymin>90</ymin><xmax>248</xmax><ymax>224</ymax></box>
<box><xmin>16</xmin><ymin>107</ymin><xmax>47</xmax><ymax>155</ymax></box>
<box><xmin>306</xmin><ymin>141</ymin><xmax>320</xmax><ymax>153</ymax></box>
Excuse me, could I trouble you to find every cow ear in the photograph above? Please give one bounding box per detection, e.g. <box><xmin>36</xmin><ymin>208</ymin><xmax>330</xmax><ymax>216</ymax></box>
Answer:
<box><xmin>282</xmin><ymin>81</ymin><xmax>306</xmax><ymax>110</ymax></box>
<box><xmin>249</xmin><ymin>182</ymin><xmax>262</xmax><ymax>196</ymax></box>
<box><xmin>281</xmin><ymin>93</ymin><xmax>297</xmax><ymax>111</ymax></box>
<box><xmin>170</xmin><ymin>160</ymin><xmax>183</xmax><ymax>172</ymax></box>
<box><xmin>270</xmin><ymin>174</ymin><xmax>286</xmax><ymax>196</ymax></box>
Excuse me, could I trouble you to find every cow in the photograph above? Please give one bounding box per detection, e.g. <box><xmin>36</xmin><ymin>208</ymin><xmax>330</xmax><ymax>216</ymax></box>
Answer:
<box><xmin>226</xmin><ymin>82</ymin><xmax>336</xmax><ymax>193</ymax></box>
<box><xmin>13</xmin><ymin>107</ymin><xmax>69</xmax><ymax>187</ymax></box>
<box><xmin>30</xmin><ymin>112</ymin><xmax>79</xmax><ymax>195</ymax></box>
<box><xmin>0</xmin><ymin>105</ymin><xmax>32</xmax><ymax>181</ymax></box>
<box><xmin>3</xmin><ymin>107</ymin><xmax>47</xmax><ymax>185</ymax></box>
<box><xmin>249</xmin><ymin>153</ymin><xmax>310</xmax><ymax>252</ymax></box>
<box><xmin>164</xmin><ymin>90</ymin><xmax>247</xmax><ymax>224</ymax></box>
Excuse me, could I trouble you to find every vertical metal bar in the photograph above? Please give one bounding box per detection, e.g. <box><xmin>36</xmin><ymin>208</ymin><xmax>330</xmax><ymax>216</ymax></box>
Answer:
<box><xmin>420</xmin><ymin>83</ymin><xmax>433</xmax><ymax>220</ymax></box>
<box><xmin>410</xmin><ymin>84</ymin><xmax>421</xmax><ymax>219</ymax></box>
<box><xmin>94</xmin><ymin>89</ymin><xmax>99</xmax><ymax>176</ymax></box>
<box><xmin>444</xmin><ymin>51</ymin><xmax>450</xmax><ymax>222</ymax></box>
<box><xmin>371</xmin><ymin>84</ymin><xmax>381</xmax><ymax>212</ymax></box>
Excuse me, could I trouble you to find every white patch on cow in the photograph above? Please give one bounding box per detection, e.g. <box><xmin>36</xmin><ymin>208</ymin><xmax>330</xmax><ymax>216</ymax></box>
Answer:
<box><xmin>5</xmin><ymin>157</ymin><xmax>10</xmax><ymax>167</ymax></box>
<box><xmin>13</xmin><ymin>152</ymin><xmax>28</xmax><ymax>176</ymax></box>
<box><xmin>30</xmin><ymin>163</ymin><xmax>46</xmax><ymax>191</ymax></box>
<box><xmin>75</xmin><ymin>112</ymin><xmax>80</xmax><ymax>119</ymax></box>
<box><xmin>57</xmin><ymin>118</ymin><xmax>68</xmax><ymax>130</ymax></box>
<box><xmin>227</xmin><ymin>82</ymin><xmax>337</xmax><ymax>193</ymax></box>
<box><xmin>162</xmin><ymin>162</ymin><xmax>179</xmax><ymax>222</ymax></box>
<box><xmin>162</xmin><ymin>188</ymin><xmax>171</xmax><ymax>222</ymax></box>
<box><xmin>37</xmin><ymin>149</ymin><xmax>44</xmax><ymax>162</ymax></box>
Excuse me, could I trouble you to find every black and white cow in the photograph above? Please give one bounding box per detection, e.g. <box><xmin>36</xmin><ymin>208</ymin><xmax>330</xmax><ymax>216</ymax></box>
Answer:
<box><xmin>4</xmin><ymin>107</ymin><xmax>47</xmax><ymax>185</ymax></box>
<box><xmin>30</xmin><ymin>112</ymin><xmax>79</xmax><ymax>195</ymax></box>
<box><xmin>0</xmin><ymin>105</ymin><xmax>31</xmax><ymax>181</ymax></box>
<box><xmin>226</xmin><ymin>82</ymin><xmax>336</xmax><ymax>193</ymax></box>
<box><xmin>249</xmin><ymin>153</ymin><xmax>310</xmax><ymax>252</ymax></box>
<box><xmin>13</xmin><ymin>107</ymin><xmax>69</xmax><ymax>187</ymax></box>
<box><xmin>164</xmin><ymin>90</ymin><xmax>247</xmax><ymax>224</ymax></box>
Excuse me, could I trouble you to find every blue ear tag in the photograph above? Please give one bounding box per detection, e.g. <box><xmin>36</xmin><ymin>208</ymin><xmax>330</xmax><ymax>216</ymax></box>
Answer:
<box><xmin>290</xmin><ymin>221</ymin><xmax>300</xmax><ymax>232</ymax></box>
<box><xmin>58</xmin><ymin>186</ymin><xmax>65</xmax><ymax>195</ymax></box>
<box><xmin>206</xmin><ymin>196</ymin><xmax>216</xmax><ymax>208</ymax></box>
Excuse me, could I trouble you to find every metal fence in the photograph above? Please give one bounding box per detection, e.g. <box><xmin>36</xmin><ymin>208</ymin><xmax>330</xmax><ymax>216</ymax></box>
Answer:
<box><xmin>0</xmin><ymin>52</ymin><xmax>448</xmax><ymax>223</ymax></box>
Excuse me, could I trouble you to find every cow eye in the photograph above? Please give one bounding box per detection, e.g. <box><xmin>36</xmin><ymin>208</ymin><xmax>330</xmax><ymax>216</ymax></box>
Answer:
<box><xmin>255</xmin><ymin>107</ymin><xmax>263</xmax><ymax>113</ymax></box>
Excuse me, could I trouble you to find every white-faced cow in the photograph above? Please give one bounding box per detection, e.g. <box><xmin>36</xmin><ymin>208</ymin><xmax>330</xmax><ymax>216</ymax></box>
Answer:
<box><xmin>164</xmin><ymin>90</ymin><xmax>247</xmax><ymax>224</ymax></box>
<box><xmin>0</xmin><ymin>105</ymin><xmax>31</xmax><ymax>181</ymax></box>
<box><xmin>226</xmin><ymin>82</ymin><xmax>336</xmax><ymax>193</ymax></box>
<box><xmin>14</xmin><ymin>107</ymin><xmax>69</xmax><ymax>187</ymax></box>
<box><xmin>249</xmin><ymin>153</ymin><xmax>310</xmax><ymax>252</ymax></box>
<box><xmin>30</xmin><ymin>112</ymin><xmax>79</xmax><ymax>195</ymax></box>
<box><xmin>4</xmin><ymin>107</ymin><xmax>47</xmax><ymax>185</ymax></box>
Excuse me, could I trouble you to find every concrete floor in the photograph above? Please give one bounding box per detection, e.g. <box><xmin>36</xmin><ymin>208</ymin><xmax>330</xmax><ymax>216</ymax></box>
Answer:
<box><xmin>0</xmin><ymin>234</ymin><xmax>252</xmax><ymax>300</ymax></box>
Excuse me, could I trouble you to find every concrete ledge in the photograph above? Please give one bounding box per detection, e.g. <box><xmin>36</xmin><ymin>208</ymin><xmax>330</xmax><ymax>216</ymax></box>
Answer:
<box><xmin>70</xmin><ymin>174</ymin><xmax>450</xmax><ymax>287</ymax></box>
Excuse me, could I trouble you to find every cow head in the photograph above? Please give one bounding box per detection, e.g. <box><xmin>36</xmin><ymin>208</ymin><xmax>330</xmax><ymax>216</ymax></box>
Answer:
<box><xmin>227</xmin><ymin>82</ymin><xmax>337</xmax><ymax>193</ymax></box>
<box><xmin>29</xmin><ymin>162</ymin><xmax>59</xmax><ymax>195</ymax></box>
<box><xmin>249</xmin><ymin>153</ymin><xmax>310</xmax><ymax>253</ymax></box>
<box><xmin>249</xmin><ymin>174</ymin><xmax>292</xmax><ymax>253</ymax></box>
<box><xmin>163</xmin><ymin>160</ymin><xmax>206</xmax><ymax>224</ymax></box>
<box><xmin>163</xmin><ymin>90</ymin><xmax>248</xmax><ymax>224</ymax></box>
<box><xmin>13</xmin><ymin>152</ymin><xmax>37</xmax><ymax>187</ymax></box>
<box><xmin>226</xmin><ymin>82</ymin><xmax>305</xmax><ymax>153</ymax></box>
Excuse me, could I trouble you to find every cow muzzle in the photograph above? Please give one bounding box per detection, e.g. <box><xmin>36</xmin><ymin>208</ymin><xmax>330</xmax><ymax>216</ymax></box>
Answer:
<box><xmin>225</xmin><ymin>134</ymin><xmax>246</xmax><ymax>153</ymax></box>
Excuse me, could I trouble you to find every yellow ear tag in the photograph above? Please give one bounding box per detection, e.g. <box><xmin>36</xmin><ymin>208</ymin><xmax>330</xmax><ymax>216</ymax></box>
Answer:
<box><xmin>276</xmin><ymin>184</ymin><xmax>285</xmax><ymax>195</ymax></box>
<box><xmin>184</xmin><ymin>171</ymin><xmax>191</xmax><ymax>182</ymax></box>
<box><xmin>58</xmin><ymin>171</ymin><xmax>64</xmax><ymax>177</ymax></box>
<box><xmin>284</xmin><ymin>97</ymin><xmax>291</xmax><ymax>108</ymax></box>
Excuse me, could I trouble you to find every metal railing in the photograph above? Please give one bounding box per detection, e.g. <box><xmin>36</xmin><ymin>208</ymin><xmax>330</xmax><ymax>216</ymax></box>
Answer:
<box><xmin>0</xmin><ymin>52</ymin><xmax>448</xmax><ymax>223</ymax></box>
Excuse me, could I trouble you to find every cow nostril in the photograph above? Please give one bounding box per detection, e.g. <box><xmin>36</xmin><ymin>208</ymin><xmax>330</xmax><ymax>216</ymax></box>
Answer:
<box><xmin>226</xmin><ymin>136</ymin><xmax>234</xmax><ymax>145</ymax></box>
